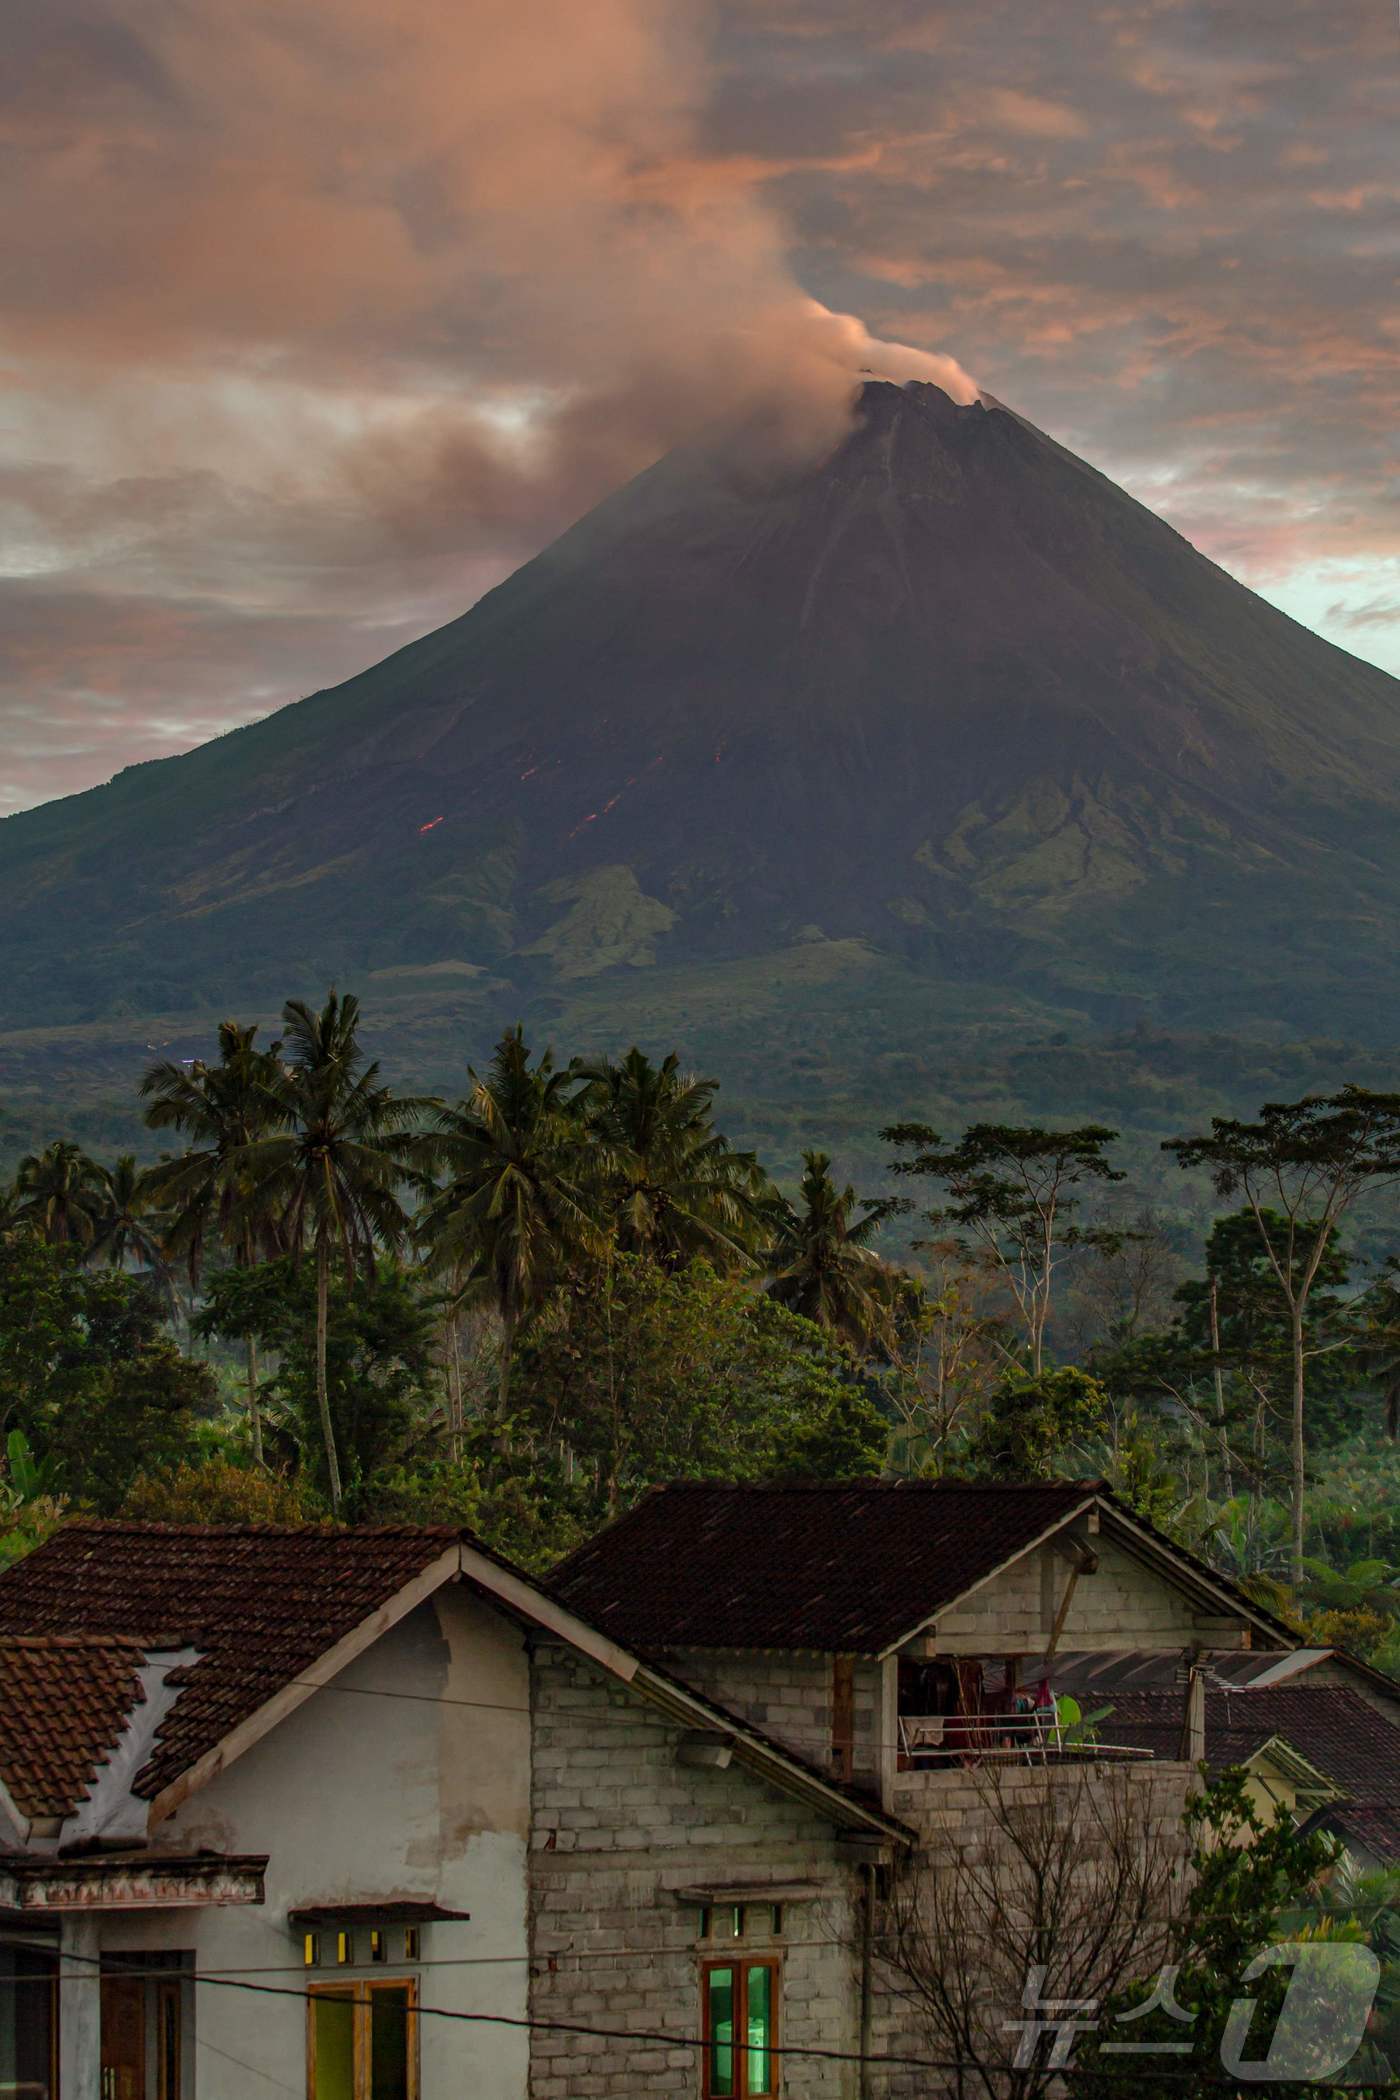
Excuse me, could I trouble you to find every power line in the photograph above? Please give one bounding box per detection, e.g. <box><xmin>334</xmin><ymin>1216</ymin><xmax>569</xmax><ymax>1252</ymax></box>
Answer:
<box><xmin>10</xmin><ymin>1939</ymin><xmax>1397</xmax><ymax>2090</ymax></box>
<box><xmin>288</xmin><ymin>1672</ymin><xmax>1165</xmax><ymax>1766</ymax></box>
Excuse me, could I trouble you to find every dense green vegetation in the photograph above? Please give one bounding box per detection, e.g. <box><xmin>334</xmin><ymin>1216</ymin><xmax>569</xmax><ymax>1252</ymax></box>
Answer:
<box><xmin>2</xmin><ymin>992</ymin><xmax>1399</xmax><ymax>1677</ymax></box>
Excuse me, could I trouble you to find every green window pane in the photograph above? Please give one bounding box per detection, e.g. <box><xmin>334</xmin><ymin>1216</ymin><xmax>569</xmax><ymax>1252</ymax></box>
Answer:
<box><xmin>314</xmin><ymin>1993</ymin><xmax>355</xmax><ymax>2100</ymax></box>
<box><xmin>746</xmin><ymin>1966</ymin><xmax>774</xmax><ymax>2096</ymax></box>
<box><xmin>707</xmin><ymin>1967</ymin><xmax>735</xmax><ymax>2096</ymax></box>
<box><xmin>370</xmin><ymin>1985</ymin><xmax>412</xmax><ymax>2100</ymax></box>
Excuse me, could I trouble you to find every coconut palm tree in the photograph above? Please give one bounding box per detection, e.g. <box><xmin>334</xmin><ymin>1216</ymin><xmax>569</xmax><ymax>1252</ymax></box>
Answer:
<box><xmin>236</xmin><ymin>993</ymin><xmax>435</xmax><ymax>1512</ymax></box>
<box><xmin>420</xmin><ymin>1027</ymin><xmax>598</xmax><ymax>1418</ymax></box>
<box><xmin>142</xmin><ymin>1021</ymin><xmax>287</xmax><ymax>1462</ymax></box>
<box><xmin>764</xmin><ymin>1149</ymin><xmax>900</xmax><ymax>1355</ymax></box>
<box><xmin>87</xmin><ymin>1154</ymin><xmax>175</xmax><ymax>1299</ymax></box>
<box><xmin>11</xmin><ymin>1141</ymin><xmax>107</xmax><ymax>1248</ymax></box>
<box><xmin>579</xmin><ymin>1048</ymin><xmax>769</xmax><ymax>1272</ymax></box>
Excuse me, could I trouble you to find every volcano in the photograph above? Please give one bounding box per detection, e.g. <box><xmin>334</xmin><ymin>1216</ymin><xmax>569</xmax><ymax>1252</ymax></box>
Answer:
<box><xmin>3</xmin><ymin>381</ymin><xmax>1399</xmax><ymax>1157</ymax></box>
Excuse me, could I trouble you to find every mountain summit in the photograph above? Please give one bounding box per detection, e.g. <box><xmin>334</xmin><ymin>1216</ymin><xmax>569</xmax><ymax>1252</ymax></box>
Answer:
<box><xmin>3</xmin><ymin>381</ymin><xmax>1399</xmax><ymax>1136</ymax></box>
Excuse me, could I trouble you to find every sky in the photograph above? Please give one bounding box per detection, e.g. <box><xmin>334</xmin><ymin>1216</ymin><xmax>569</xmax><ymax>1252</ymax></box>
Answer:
<box><xmin>2</xmin><ymin>0</ymin><xmax>1396</xmax><ymax>818</ymax></box>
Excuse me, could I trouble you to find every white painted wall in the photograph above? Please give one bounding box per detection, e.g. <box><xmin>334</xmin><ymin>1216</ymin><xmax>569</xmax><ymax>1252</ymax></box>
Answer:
<box><xmin>93</xmin><ymin>1584</ymin><xmax>532</xmax><ymax>2100</ymax></box>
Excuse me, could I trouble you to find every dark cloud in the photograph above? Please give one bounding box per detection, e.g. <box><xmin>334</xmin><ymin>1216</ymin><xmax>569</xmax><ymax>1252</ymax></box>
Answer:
<box><xmin>1</xmin><ymin>0</ymin><xmax>1396</xmax><ymax>816</ymax></box>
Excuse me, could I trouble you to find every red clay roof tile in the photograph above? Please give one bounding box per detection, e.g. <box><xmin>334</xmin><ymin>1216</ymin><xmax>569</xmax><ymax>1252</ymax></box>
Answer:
<box><xmin>0</xmin><ymin>1633</ymin><xmax>147</xmax><ymax>1818</ymax></box>
<box><xmin>0</xmin><ymin>1523</ymin><xmax>461</xmax><ymax>1799</ymax></box>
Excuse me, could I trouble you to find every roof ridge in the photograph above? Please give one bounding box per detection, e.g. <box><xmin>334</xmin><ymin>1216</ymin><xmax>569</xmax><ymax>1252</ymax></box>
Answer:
<box><xmin>50</xmin><ymin>1519</ymin><xmax>466</xmax><ymax>1538</ymax></box>
<box><xmin>645</xmin><ymin>1477</ymin><xmax>1105</xmax><ymax>1494</ymax></box>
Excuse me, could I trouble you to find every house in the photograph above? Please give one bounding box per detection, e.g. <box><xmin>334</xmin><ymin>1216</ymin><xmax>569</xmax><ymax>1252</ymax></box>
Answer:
<box><xmin>545</xmin><ymin>1478</ymin><xmax>1304</xmax><ymax>2096</ymax></box>
<box><xmin>0</xmin><ymin>1520</ymin><xmax>906</xmax><ymax>2100</ymax></box>
<box><xmin>1065</xmin><ymin>1680</ymin><xmax>1400</xmax><ymax>1866</ymax></box>
<box><xmin>1031</xmin><ymin>1640</ymin><xmax>1400</xmax><ymax>1722</ymax></box>
<box><xmin>549</xmin><ymin>1479</ymin><xmax>1301</xmax><ymax>1809</ymax></box>
<box><xmin>2</xmin><ymin>1479</ymin><xmax>1371</xmax><ymax>2100</ymax></box>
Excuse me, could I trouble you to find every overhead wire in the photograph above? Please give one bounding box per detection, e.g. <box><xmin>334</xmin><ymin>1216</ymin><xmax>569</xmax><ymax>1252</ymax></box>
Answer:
<box><xmin>4</xmin><ymin>1943</ymin><xmax>1394</xmax><ymax>2089</ymax></box>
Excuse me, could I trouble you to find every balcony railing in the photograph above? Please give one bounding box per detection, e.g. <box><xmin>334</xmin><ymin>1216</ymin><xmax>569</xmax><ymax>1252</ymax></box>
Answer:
<box><xmin>897</xmin><ymin>1710</ymin><xmax>1155</xmax><ymax>1769</ymax></box>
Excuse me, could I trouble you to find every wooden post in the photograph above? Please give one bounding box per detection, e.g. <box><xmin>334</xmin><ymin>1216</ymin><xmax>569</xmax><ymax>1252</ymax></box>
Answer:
<box><xmin>832</xmin><ymin>1656</ymin><xmax>855</xmax><ymax>1782</ymax></box>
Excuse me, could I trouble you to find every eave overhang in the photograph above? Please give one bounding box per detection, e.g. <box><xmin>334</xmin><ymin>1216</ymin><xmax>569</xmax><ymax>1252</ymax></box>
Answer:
<box><xmin>0</xmin><ymin>1851</ymin><xmax>267</xmax><ymax>1911</ymax></box>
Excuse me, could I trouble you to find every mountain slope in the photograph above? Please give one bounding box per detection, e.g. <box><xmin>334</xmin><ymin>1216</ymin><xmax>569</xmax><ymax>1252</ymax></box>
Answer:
<box><xmin>3</xmin><ymin>379</ymin><xmax>1399</xmax><ymax>1130</ymax></box>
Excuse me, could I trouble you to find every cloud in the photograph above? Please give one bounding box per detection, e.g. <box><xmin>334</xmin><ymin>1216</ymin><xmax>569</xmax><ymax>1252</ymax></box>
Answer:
<box><xmin>0</xmin><ymin>0</ymin><xmax>1396</xmax><ymax>815</ymax></box>
<box><xmin>1326</xmin><ymin>597</ymin><xmax>1400</xmax><ymax>632</ymax></box>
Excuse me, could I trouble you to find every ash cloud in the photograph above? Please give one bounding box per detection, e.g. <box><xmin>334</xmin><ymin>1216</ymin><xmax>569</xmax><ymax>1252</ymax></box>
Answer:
<box><xmin>1</xmin><ymin>0</ymin><xmax>1396</xmax><ymax>814</ymax></box>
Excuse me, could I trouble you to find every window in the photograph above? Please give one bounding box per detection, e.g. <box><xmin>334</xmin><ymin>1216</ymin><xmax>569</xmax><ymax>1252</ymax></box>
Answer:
<box><xmin>702</xmin><ymin>1959</ymin><xmax>778</xmax><ymax>2099</ymax></box>
<box><xmin>309</xmin><ymin>1980</ymin><xmax>417</xmax><ymax>2100</ymax></box>
<box><xmin>699</xmin><ymin>1904</ymin><xmax>783</xmax><ymax>1943</ymax></box>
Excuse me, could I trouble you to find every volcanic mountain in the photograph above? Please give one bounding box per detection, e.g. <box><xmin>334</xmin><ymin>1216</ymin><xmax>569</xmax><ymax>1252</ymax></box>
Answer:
<box><xmin>3</xmin><ymin>381</ymin><xmax>1399</xmax><ymax>1158</ymax></box>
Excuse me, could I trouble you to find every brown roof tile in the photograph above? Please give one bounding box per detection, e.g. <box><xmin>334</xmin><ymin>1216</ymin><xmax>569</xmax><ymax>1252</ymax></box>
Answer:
<box><xmin>1100</xmin><ymin>1684</ymin><xmax>1400</xmax><ymax>1808</ymax></box>
<box><xmin>0</xmin><ymin>1523</ymin><xmax>462</xmax><ymax>1799</ymax></box>
<box><xmin>0</xmin><ymin>1634</ymin><xmax>147</xmax><ymax>1818</ymax></box>
<box><xmin>550</xmin><ymin>1479</ymin><xmax>1103</xmax><ymax>1654</ymax></box>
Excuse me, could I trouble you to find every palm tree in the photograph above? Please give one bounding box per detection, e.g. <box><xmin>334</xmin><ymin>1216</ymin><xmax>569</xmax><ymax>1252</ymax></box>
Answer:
<box><xmin>88</xmin><ymin>1154</ymin><xmax>175</xmax><ymax>1297</ymax></box>
<box><xmin>237</xmin><ymin>994</ymin><xmax>434</xmax><ymax>1513</ymax></box>
<box><xmin>579</xmin><ymin>1048</ymin><xmax>768</xmax><ymax>1271</ymax></box>
<box><xmin>11</xmin><ymin>1141</ymin><xmax>107</xmax><ymax>1248</ymax></box>
<box><xmin>764</xmin><ymin>1149</ymin><xmax>900</xmax><ymax>1354</ymax></box>
<box><xmin>142</xmin><ymin>1021</ymin><xmax>286</xmax><ymax>1462</ymax></box>
<box><xmin>420</xmin><ymin>1027</ymin><xmax>597</xmax><ymax>1418</ymax></box>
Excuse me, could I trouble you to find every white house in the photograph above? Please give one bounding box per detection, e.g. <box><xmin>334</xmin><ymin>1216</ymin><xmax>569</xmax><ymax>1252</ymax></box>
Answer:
<box><xmin>0</xmin><ymin>1519</ymin><xmax>903</xmax><ymax>2099</ymax></box>
<box><xmin>4</xmin><ymin>1482</ymin><xmax>1391</xmax><ymax>2100</ymax></box>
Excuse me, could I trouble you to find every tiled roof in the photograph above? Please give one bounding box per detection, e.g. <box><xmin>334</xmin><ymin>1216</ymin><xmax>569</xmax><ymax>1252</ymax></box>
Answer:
<box><xmin>0</xmin><ymin>1523</ymin><xmax>462</xmax><ymax>1799</ymax></box>
<box><xmin>1321</xmin><ymin>1804</ymin><xmax>1400</xmax><ymax>1865</ymax></box>
<box><xmin>0</xmin><ymin>1634</ymin><xmax>147</xmax><ymax>1818</ymax></box>
<box><xmin>1101</xmin><ymin>1685</ymin><xmax>1400</xmax><ymax>1807</ymax></box>
<box><xmin>550</xmin><ymin>1479</ymin><xmax>1102</xmax><ymax>1653</ymax></box>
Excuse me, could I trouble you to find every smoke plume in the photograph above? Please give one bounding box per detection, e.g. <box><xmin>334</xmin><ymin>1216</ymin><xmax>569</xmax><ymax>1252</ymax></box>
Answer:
<box><xmin>5</xmin><ymin>0</ymin><xmax>975</xmax><ymax>541</ymax></box>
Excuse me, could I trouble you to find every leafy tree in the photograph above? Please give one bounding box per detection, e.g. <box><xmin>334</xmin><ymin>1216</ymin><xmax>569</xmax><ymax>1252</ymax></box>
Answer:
<box><xmin>510</xmin><ymin>1255</ymin><xmax>886</xmax><ymax>1521</ymax></box>
<box><xmin>1080</xmin><ymin>1770</ymin><xmax>1341</xmax><ymax>2098</ymax></box>
<box><xmin>11</xmin><ymin>1141</ymin><xmax>107</xmax><ymax>1248</ymax></box>
<box><xmin>580</xmin><ymin>1048</ymin><xmax>768</xmax><ymax>1271</ymax></box>
<box><xmin>1355</xmin><ymin>1259</ymin><xmax>1400</xmax><ymax>1440</ymax></box>
<box><xmin>236</xmin><ymin>996</ymin><xmax>435</xmax><ymax>1513</ymax></box>
<box><xmin>0</xmin><ymin>1231</ymin><xmax>211</xmax><ymax>1508</ymax></box>
<box><xmin>763</xmin><ymin>1149</ymin><xmax>900</xmax><ymax>1353</ymax></box>
<box><xmin>884</xmin><ymin>1121</ymin><xmax>1124</xmax><ymax>1375</ymax></box>
<box><xmin>1167</xmin><ymin>1089</ymin><xmax>1400</xmax><ymax>1579</ymax></box>
<box><xmin>142</xmin><ymin>1020</ymin><xmax>288</xmax><ymax>1462</ymax></box>
<box><xmin>197</xmin><ymin>1256</ymin><xmax>442</xmax><ymax>1504</ymax></box>
<box><xmin>961</xmin><ymin>1364</ymin><xmax>1110</xmax><ymax>1479</ymax></box>
<box><xmin>880</xmin><ymin>1244</ymin><xmax>1010</xmax><ymax>1474</ymax></box>
<box><xmin>122</xmin><ymin>1455</ymin><xmax>312</xmax><ymax>1524</ymax></box>
<box><xmin>420</xmin><ymin>1027</ymin><xmax>598</xmax><ymax>1419</ymax></box>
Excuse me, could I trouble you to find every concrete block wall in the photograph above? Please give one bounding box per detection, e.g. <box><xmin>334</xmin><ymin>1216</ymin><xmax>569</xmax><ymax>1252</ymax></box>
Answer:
<box><xmin>875</xmin><ymin>1760</ymin><xmax>1196</xmax><ymax>2100</ymax></box>
<box><xmin>930</xmin><ymin>1535</ymin><xmax>1247</xmax><ymax>1653</ymax></box>
<box><xmin>527</xmin><ymin>1642</ymin><xmax>868</xmax><ymax>2100</ymax></box>
<box><xmin>656</xmin><ymin>1648</ymin><xmax>885</xmax><ymax>1787</ymax></box>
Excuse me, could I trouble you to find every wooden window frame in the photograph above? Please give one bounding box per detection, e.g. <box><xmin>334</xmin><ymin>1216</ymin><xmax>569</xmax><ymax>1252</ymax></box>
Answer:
<box><xmin>307</xmin><ymin>1977</ymin><xmax>419</xmax><ymax>2100</ymax></box>
<box><xmin>700</xmin><ymin>1956</ymin><xmax>780</xmax><ymax>2100</ymax></box>
<box><xmin>155</xmin><ymin>1975</ymin><xmax>183</xmax><ymax>2100</ymax></box>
